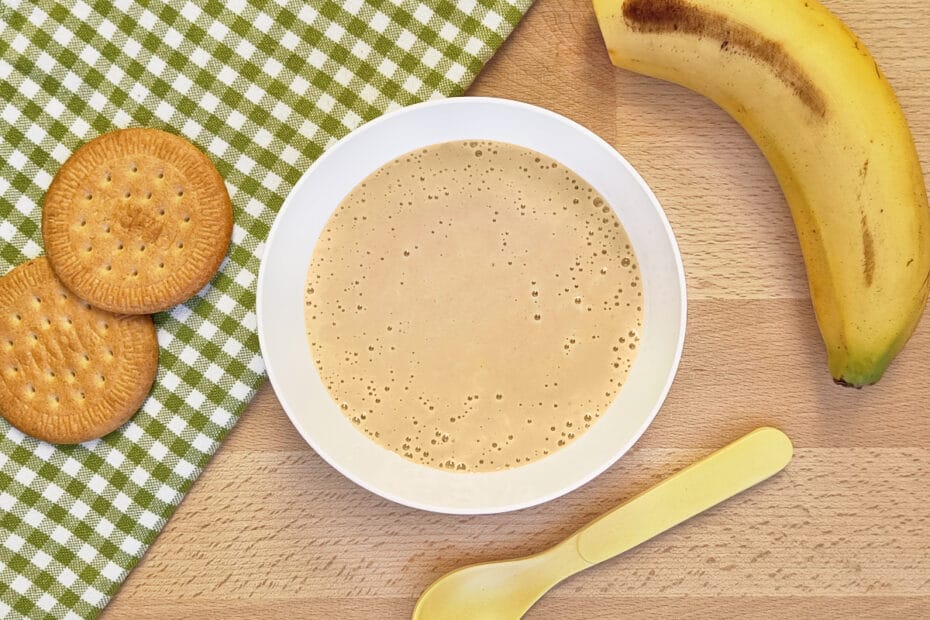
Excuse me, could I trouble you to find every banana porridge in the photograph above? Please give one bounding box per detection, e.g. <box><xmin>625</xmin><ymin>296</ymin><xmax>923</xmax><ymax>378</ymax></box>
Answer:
<box><xmin>304</xmin><ymin>140</ymin><xmax>643</xmax><ymax>472</ymax></box>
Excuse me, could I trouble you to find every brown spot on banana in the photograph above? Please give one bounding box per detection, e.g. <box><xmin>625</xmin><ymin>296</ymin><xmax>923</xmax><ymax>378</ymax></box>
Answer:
<box><xmin>621</xmin><ymin>0</ymin><xmax>828</xmax><ymax>117</ymax></box>
<box><xmin>856</xmin><ymin>159</ymin><xmax>869</xmax><ymax>202</ymax></box>
<box><xmin>833</xmin><ymin>377</ymin><xmax>863</xmax><ymax>389</ymax></box>
<box><xmin>861</xmin><ymin>215</ymin><xmax>875</xmax><ymax>286</ymax></box>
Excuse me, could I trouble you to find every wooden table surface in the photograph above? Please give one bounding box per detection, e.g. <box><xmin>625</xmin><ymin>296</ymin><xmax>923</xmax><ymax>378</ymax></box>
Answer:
<box><xmin>104</xmin><ymin>0</ymin><xmax>930</xmax><ymax>617</ymax></box>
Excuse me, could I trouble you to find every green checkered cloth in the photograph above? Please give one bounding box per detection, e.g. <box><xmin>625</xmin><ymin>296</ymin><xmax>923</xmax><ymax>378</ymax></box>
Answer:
<box><xmin>0</xmin><ymin>0</ymin><xmax>531</xmax><ymax>616</ymax></box>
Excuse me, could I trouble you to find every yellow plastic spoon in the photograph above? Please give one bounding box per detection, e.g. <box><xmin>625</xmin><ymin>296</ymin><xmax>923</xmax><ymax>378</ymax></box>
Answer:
<box><xmin>412</xmin><ymin>427</ymin><xmax>793</xmax><ymax>620</ymax></box>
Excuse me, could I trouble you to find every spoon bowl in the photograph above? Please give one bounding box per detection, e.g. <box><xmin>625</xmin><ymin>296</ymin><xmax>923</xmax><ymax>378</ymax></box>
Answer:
<box><xmin>412</xmin><ymin>542</ymin><xmax>587</xmax><ymax>620</ymax></box>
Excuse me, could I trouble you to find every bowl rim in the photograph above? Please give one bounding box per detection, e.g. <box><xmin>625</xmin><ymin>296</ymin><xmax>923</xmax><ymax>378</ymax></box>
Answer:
<box><xmin>257</xmin><ymin>96</ymin><xmax>687</xmax><ymax>514</ymax></box>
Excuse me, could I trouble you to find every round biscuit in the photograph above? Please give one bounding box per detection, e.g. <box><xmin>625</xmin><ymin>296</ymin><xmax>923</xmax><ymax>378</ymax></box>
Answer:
<box><xmin>0</xmin><ymin>257</ymin><xmax>158</xmax><ymax>444</ymax></box>
<box><xmin>42</xmin><ymin>128</ymin><xmax>232</xmax><ymax>314</ymax></box>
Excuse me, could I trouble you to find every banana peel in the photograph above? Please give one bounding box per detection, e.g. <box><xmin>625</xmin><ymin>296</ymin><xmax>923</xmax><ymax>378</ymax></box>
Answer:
<box><xmin>593</xmin><ymin>0</ymin><xmax>930</xmax><ymax>386</ymax></box>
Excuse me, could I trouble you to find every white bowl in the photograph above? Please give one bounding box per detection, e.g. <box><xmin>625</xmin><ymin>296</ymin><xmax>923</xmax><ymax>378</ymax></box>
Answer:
<box><xmin>257</xmin><ymin>97</ymin><xmax>686</xmax><ymax>514</ymax></box>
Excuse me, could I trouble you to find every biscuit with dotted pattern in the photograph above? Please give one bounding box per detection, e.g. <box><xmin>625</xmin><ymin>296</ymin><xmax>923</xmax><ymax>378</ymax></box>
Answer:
<box><xmin>42</xmin><ymin>128</ymin><xmax>232</xmax><ymax>314</ymax></box>
<box><xmin>0</xmin><ymin>258</ymin><xmax>157</xmax><ymax>444</ymax></box>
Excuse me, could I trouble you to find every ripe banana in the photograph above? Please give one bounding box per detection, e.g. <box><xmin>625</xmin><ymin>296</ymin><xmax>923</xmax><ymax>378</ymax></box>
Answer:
<box><xmin>593</xmin><ymin>0</ymin><xmax>930</xmax><ymax>386</ymax></box>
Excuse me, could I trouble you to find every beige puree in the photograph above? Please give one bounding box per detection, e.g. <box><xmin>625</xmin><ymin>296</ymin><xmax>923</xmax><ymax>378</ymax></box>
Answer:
<box><xmin>305</xmin><ymin>140</ymin><xmax>642</xmax><ymax>472</ymax></box>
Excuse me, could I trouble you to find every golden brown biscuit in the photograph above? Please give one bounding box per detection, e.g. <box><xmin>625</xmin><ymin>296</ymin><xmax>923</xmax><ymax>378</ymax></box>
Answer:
<box><xmin>0</xmin><ymin>257</ymin><xmax>158</xmax><ymax>444</ymax></box>
<box><xmin>42</xmin><ymin>128</ymin><xmax>232</xmax><ymax>314</ymax></box>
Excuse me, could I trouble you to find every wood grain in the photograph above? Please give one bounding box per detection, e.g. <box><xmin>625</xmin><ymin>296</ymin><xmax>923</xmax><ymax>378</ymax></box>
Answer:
<box><xmin>103</xmin><ymin>0</ymin><xmax>930</xmax><ymax>617</ymax></box>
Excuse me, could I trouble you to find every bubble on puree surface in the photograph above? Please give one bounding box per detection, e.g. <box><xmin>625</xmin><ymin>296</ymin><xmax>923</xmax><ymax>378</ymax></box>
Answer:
<box><xmin>304</xmin><ymin>140</ymin><xmax>642</xmax><ymax>472</ymax></box>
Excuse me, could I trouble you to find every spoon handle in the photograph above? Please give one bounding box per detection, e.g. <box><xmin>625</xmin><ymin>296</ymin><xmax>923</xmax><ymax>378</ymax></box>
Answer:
<box><xmin>571</xmin><ymin>427</ymin><xmax>792</xmax><ymax>565</ymax></box>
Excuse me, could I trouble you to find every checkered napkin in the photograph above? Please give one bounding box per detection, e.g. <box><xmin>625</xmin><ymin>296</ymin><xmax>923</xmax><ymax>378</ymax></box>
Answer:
<box><xmin>0</xmin><ymin>0</ymin><xmax>531</xmax><ymax>616</ymax></box>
